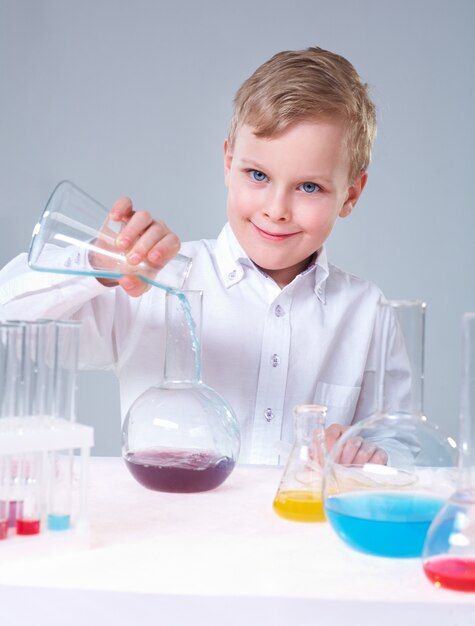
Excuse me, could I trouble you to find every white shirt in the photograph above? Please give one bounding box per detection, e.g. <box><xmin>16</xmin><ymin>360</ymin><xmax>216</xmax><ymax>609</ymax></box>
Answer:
<box><xmin>0</xmin><ymin>223</ymin><xmax>408</xmax><ymax>465</ymax></box>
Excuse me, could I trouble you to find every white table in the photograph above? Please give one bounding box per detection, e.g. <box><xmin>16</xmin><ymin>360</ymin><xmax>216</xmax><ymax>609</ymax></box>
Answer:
<box><xmin>0</xmin><ymin>458</ymin><xmax>474</xmax><ymax>625</ymax></box>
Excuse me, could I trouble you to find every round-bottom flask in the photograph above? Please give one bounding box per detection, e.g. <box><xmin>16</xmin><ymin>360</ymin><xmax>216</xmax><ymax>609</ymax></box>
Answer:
<box><xmin>323</xmin><ymin>412</ymin><xmax>457</xmax><ymax>558</ymax></box>
<box><xmin>122</xmin><ymin>290</ymin><xmax>240</xmax><ymax>493</ymax></box>
<box><xmin>273</xmin><ymin>404</ymin><xmax>327</xmax><ymax>522</ymax></box>
<box><xmin>422</xmin><ymin>313</ymin><xmax>475</xmax><ymax>591</ymax></box>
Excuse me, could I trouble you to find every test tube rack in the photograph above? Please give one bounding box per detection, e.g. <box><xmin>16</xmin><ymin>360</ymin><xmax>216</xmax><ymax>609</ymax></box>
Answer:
<box><xmin>0</xmin><ymin>417</ymin><xmax>93</xmax><ymax>558</ymax></box>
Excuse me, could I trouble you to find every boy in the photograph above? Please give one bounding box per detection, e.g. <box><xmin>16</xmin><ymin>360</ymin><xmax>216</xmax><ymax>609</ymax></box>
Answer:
<box><xmin>0</xmin><ymin>47</ymin><xmax>405</xmax><ymax>465</ymax></box>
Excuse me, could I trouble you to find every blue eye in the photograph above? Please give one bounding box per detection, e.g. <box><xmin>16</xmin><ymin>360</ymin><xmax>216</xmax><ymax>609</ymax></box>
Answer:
<box><xmin>300</xmin><ymin>182</ymin><xmax>320</xmax><ymax>193</ymax></box>
<box><xmin>250</xmin><ymin>170</ymin><xmax>268</xmax><ymax>182</ymax></box>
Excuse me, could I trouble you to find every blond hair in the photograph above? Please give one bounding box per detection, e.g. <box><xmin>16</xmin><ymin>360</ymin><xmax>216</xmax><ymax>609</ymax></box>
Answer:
<box><xmin>228</xmin><ymin>47</ymin><xmax>377</xmax><ymax>182</ymax></box>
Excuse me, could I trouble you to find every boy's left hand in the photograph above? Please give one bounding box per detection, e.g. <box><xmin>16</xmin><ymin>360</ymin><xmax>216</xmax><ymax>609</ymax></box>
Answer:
<box><xmin>323</xmin><ymin>424</ymin><xmax>388</xmax><ymax>465</ymax></box>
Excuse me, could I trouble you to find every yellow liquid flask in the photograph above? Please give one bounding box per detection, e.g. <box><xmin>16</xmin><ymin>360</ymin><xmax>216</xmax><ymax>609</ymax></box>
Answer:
<box><xmin>273</xmin><ymin>404</ymin><xmax>327</xmax><ymax>522</ymax></box>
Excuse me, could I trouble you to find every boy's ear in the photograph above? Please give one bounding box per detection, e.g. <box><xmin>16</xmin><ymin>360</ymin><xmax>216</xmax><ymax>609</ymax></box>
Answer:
<box><xmin>339</xmin><ymin>171</ymin><xmax>368</xmax><ymax>217</ymax></box>
<box><xmin>223</xmin><ymin>139</ymin><xmax>233</xmax><ymax>186</ymax></box>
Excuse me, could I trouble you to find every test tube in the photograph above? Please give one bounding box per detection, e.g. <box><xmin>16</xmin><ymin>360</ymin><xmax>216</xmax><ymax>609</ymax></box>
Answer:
<box><xmin>46</xmin><ymin>320</ymin><xmax>80</xmax><ymax>531</ymax></box>
<box><xmin>53</xmin><ymin>320</ymin><xmax>80</xmax><ymax>421</ymax></box>
<box><xmin>0</xmin><ymin>322</ymin><xmax>26</xmax><ymax>418</ymax></box>
<box><xmin>23</xmin><ymin>320</ymin><xmax>56</xmax><ymax>420</ymax></box>
<box><xmin>0</xmin><ymin>455</ymin><xmax>10</xmax><ymax>540</ymax></box>
<box><xmin>47</xmin><ymin>451</ymin><xmax>72</xmax><ymax>531</ymax></box>
<box><xmin>0</xmin><ymin>323</ymin><xmax>26</xmax><ymax>528</ymax></box>
<box><xmin>15</xmin><ymin>452</ymin><xmax>42</xmax><ymax>535</ymax></box>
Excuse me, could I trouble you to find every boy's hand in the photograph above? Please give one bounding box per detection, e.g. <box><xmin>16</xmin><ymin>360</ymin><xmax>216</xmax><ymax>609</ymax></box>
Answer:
<box><xmin>321</xmin><ymin>424</ymin><xmax>388</xmax><ymax>465</ymax></box>
<box><xmin>96</xmin><ymin>197</ymin><xmax>181</xmax><ymax>297</ymax></box>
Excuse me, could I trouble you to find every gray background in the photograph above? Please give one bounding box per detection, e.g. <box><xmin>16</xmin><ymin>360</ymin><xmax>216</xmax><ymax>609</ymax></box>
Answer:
<box><xmin>1</xmin><ymin>0</ymin><xmax>474</xmax><ymax>455</ymax></box>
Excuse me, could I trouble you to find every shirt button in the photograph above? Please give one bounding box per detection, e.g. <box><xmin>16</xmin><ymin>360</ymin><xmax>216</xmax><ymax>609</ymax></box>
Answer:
<box><xmin>228</xmin><ymin>270</ymin><xmax>237</xmax><ymax>280</ymax></box>
<box><xmin>270</xmin><ymin>354</ymin><xmax>280</xmax><ymax>367</ymax></box>
<box><xmin>275</xmin><ymin>305</ymin><xmax>284</xmax><ymax>317</ymax></box>
<box><xmin>264</xmin><ymin>408</ymin><xmax>275</xmax><ymax>421</ymax></box>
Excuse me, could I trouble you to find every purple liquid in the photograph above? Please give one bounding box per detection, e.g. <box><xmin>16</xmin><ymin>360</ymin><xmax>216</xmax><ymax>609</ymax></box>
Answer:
<box><xmin>124</xmin><ymin>449</ymin><xmax>235</xmax><ymax>493</ymax></box>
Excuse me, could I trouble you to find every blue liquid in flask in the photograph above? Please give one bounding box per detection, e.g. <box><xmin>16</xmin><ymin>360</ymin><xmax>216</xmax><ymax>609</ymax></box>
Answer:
<box><xmin>325</xmin><ymin>491</ymin><xmax>445</xmax><ymax>557</ymax></box>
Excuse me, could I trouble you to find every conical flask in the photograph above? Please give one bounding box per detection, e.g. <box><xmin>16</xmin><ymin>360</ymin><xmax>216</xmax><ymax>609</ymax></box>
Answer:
<box><xmin>422</xmin><ymin>313</ymin><xmax>475</xmax><ymax>591</ymax></box>
<box><xmin>273</xmin><ymin>404</ymin><xmax>327</xmax><ymax>522</ymax></box>
<box><xmin>28</xmin><ymin>180</ymin><xmax>191</xmax><ymax>292</ymax></box>
<box><xmin>323</xmin><ymin>300</ymin><xmax>457</xmax><ymax>557</ymax></box>
<box><xmin>122</xmin><ymin>290</ymin><xmax>241</xmax><ymax>493</ymax></box>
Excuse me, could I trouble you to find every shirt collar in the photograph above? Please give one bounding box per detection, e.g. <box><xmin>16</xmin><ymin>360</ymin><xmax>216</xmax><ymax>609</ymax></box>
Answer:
<box><xmin>215</xmin><ymin>222</ymin><xmax>329</xmax><ymax>301</ymax></box>
<box><xmin>215</xmin><ymin>223</ymin><xmax>248</xmax><ymax>287</ymax></box>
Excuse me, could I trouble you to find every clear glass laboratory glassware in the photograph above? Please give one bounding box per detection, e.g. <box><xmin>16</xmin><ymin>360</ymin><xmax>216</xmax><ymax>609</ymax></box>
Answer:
<box><xmin>0</xmin><ymin>322</ymin><xmax>26</xmax><ymax>418</ymax></box>
<box><xmin>323</xmin><ymin>300</ymin><xmax>458</xmax><ymax>558</ymax></box>
<box><xmin>28</xmin><ymin>180</ymin><xmax>192</xmax><ymax>292</ymax></box>
<box><xmin>122</xmin><ymin>290</ymin><xmax>241</xmax><ymax>493</ymax></box>
<box><xmin>0</xmin><ymin>455</ymin><xmax>10</xmax><ymax>539</ymax></box>
<box><xmin>52</xmin><ymin>320</ymin><xmax>81</xmax><ymax>422</ymax></box>
<box><xmin>9</xmin><ymin>320</ymin><xmax>54</xmax><ymax>420</ymax></box>
<box><xmin>273</xmin><ymin>404</ymin><xmax>327</xmax><ymax>522</ymax></box>
<box><xmin>15</xmin><ymin>452</ymin><xmax>41</xmax><ymax>536</ymax></box>
<box><xmin>422</xmin><ymin>313</ymin><xmax>475</xmax><ymax>591</ymax></box>
<box><xmin>0</xmin><ymin>323</ymin><xmax>26</xmax><ymax>528</ymax></box>
<box><xmin>46</xmin><ymin>320</ymin><xmax>81</xmax><ymax>531</ymax></box>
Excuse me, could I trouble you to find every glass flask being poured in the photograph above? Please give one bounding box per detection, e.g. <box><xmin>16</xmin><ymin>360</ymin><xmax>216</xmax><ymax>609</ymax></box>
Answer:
<box><xmin>122</xmin><ymin>290</ymin><xmax>241</xmax><ymax>493</ymax></box>
<box><xmin>28</xmin><ymin>180</ymin><xmax>191</xmax><ymax>292</ymax></box>
<box><xmin>323</xmin><ymin>300</ymin><xmax>457</xmax><ymax>558</ymax></box>
<box><xmin>422</xmin><ymin>312</ymin><xmax>475</xmax><ymax>591</ymax></box>
<box><xmin>273</xmin><ymin>404</ymin><xmax>327</xmax><ymax>522</ymax></box>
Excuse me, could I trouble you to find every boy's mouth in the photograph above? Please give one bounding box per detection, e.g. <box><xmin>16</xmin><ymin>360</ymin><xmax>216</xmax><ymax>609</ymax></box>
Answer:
<box><xmin>252</xmin><ymin>223</ymin><xmax>298</xmax><ymax>241</ymax></box>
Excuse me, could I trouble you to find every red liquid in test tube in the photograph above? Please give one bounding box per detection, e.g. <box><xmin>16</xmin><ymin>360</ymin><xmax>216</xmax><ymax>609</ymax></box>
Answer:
<box><xmin>15</xmin><ymin>454</ymin><xmax>41</xmax><ymax>536</ymax></box>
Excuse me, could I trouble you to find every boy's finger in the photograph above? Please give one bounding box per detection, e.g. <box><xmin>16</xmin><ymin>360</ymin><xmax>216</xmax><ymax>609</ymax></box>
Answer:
<box><xmin>339</xmin><ymin>436</ymin><xmax>363</xmax><ymax>465</ymax></box>
<box><xmin>147</xmin><ymin>231</ymin><xmax>181</xmax><ymax>266</ymax></box>
<box><xmin>324</xmin><ymin>424</ymin><xmax>347</xmax><ymax>453</ymax></box>
<box><xmin>118</xmin><ymin>275</ymin><xmax>150</xmax><ymax>297</ymax></box>
<box><xmin>116</xmin><ymin>210</ymin><xmax>155</xmax><ymax>250</ymax></box>
<box><xmin>126</xmin><ymin>224</ymin><xmax>179</xmax><ymax>267</ymax></box>
<box><xmin>368</xmin><ymin>448</ymin><xmax>388</xmax><ymax>466</ymax></box>
<box><xmin>110</xmin><ymin>197</ymin><xmax>134</xmax><ymax>222</ymax></box>
<box><xmin>352</xmin><ymin>441</ymin><xmax>377</xmax><ymax>466</ymax></box>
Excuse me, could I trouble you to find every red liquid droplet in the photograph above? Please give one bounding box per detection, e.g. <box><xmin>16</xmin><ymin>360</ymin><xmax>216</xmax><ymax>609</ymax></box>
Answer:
<box><xmin>424</xmin><ymin>557</ymin><xmax>475</xmax><ymax>592</ymax></box>
<box><xmin>16</xmin><ymin>518</ymin><xmax>40</xmax><ymax>536</ymax></box>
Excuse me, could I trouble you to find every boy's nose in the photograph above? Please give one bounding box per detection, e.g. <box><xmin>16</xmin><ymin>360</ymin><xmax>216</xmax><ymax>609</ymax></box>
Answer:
<box><xmin>263</xmin><ymin>192</ymin><xmax>291</xmax><ymax>221</ymax></box>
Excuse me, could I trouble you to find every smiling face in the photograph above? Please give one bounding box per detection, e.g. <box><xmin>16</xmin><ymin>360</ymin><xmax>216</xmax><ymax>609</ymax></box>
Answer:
<box><xmin>224</xmin><ymin>119</ymin><xmax>367</xmax><ymax>287</ymax></box>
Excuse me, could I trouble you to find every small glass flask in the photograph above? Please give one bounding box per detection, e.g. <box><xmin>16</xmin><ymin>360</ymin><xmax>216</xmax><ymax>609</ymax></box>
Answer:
<box><xmin>122</xmin><ymin>290</ymin><xmax>240</xmax><ymax>493</ymax></box>
<box><xmin>273</xmin><ymin>404</ymin><xmax>327</xmax><ymax>522</ymax></box>
<box><xmin>422</xmin><ymin>313</ymin><xmax>475</xmax><ymax>591</ymax></box>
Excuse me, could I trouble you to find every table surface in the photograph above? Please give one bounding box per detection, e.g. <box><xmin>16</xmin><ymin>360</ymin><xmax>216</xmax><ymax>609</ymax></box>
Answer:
<box><xmin>0</xmin><ymin>458</ymin><xmax>474</xmax><ymax>625</ymax></box>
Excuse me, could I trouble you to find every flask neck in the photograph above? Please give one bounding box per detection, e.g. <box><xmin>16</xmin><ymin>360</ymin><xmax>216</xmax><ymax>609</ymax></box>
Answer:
<box><xmin>292</xmin><ymin>405</ymin><xmax>327</xmax><ymax>450</ymax></box>
<box><xmin>376</xmin><ymin>300</ymin><xmax>426</xmax><ymax>417</ymax></box>
<box><xmin>458</xmin><ymin>313</ymin><xmax>475</xmax><ymax>490</ymax></box>
<box><xmin>163</xmin><ymin>291</ymin><xmax>202</xmax><ymax>384</ymax></box>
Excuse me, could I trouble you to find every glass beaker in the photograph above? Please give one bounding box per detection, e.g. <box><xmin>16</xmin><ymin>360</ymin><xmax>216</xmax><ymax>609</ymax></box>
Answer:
<box><xmin>323</xmin><ymin>300</ymin><xmax>457</xmax><ymax>558</ymax></box>
<box><xmin>273</xmin><ymin>404</ymin><xmax>327</xmax><ymax>522</ymax></box>
<box><xmin>422</xmin><ymin>313</ymin><xmax>475</xmax><ymax>591</ymax></box>
<box><xmin>122</xmin><ymin>290</ymin><xmax>241</xmax><ymax>493</ymax></box>
<box><xmin>28</xmin><ymin>180</ymin><xmax>192</xmax><ymax>292</ymax></box>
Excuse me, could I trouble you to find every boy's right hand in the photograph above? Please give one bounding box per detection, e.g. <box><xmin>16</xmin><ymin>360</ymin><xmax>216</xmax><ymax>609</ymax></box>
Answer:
<box><xmin>95</xmin><ymin>197</ymin><xmax>181</xmax><ymax>297</ymax></box>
